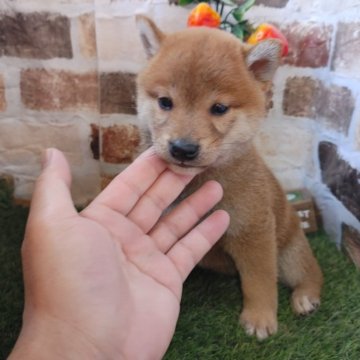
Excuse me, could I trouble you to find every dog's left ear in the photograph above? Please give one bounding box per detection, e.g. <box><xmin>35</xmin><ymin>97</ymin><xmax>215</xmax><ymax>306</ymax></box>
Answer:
<box><xmin>136</xmin><ymin>15</ymin><xmax>165</xmax><ymax>58</ymax></box>
<box><xmin>244</xmin><ymin>39</ymin><xmax>282</xmax><ymax>83</ymax></box>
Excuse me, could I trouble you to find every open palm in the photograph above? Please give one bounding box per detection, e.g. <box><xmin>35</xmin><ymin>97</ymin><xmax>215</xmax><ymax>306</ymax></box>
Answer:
<box><xmin>16</xmin><ymin>148</ymin><xmax>229</xmax><ymax>360</ymax></box>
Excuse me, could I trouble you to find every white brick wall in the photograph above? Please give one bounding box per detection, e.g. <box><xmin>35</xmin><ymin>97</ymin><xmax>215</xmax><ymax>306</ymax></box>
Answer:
<box><xmin>0</xmin><ymin>0</ymin><xmax>359</xmax><ymax>223</ymax></box>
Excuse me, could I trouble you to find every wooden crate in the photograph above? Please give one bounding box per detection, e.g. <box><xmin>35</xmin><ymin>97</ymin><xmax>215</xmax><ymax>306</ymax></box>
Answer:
<box><xmin>286</xmin><ymin>189</ymin><xmax>318</xmax><ymax>233</ymax></box>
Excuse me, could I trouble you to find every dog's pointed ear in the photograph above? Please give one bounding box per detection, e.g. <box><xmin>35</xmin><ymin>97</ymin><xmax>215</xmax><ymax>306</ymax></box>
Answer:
<box><xmin>136</xmin><ymin>15</ymin><xmax>165</xmax><ymax>58</ymax></box>
<box><xmin>244</xmin><ymin>40</ymin><xmax>282</xmax><ymax>83</ymax></box>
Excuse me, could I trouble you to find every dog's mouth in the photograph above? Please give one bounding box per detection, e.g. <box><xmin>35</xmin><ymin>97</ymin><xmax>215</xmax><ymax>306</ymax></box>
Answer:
<box><xmin>177</xmin><ymin>162</ymin><xmax>204</xmax><ymax>168</ymax></box>
<box><xmin>167</xmin><ymin>160</ymin><xmax>207</xmax><ymax>175</ymax></box>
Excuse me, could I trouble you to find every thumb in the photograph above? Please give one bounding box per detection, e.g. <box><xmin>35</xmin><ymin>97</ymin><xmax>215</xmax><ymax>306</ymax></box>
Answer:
<box><xmin>29</xmin><ymin>148</ymin><xmax>77</xmax><ymax>220</ymax></box>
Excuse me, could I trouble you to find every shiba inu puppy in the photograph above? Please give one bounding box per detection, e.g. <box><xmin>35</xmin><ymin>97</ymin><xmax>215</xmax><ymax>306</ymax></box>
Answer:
<box><xmin>135</xmin><ymin>15</ymin><xmax>323</xmax><ymax>340</ymax></box>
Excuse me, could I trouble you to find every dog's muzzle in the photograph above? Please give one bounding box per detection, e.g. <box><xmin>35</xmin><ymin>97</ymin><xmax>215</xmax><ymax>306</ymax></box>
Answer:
<box><xmin>168</xmin><ymin>139</ymin><xmax>200</xmax><ymax>162</ymax></box>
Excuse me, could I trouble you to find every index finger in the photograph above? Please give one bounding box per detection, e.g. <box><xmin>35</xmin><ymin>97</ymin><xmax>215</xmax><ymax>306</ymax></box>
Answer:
<box><xmin>91</xmin><ymin>147</ymin><xmax>168</xmax><ymax>215</ymax></box>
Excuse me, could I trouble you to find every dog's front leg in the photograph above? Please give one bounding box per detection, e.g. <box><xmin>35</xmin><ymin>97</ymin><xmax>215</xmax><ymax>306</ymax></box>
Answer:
<box><xmin>225</xmin><ymin>228</ymin><xmax>278</xmax><ymax>340</ymax></box>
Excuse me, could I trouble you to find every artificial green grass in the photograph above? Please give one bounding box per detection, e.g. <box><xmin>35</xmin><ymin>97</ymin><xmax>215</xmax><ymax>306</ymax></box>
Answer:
<box><xmin>165</xmin><ymin>236</ymin><xmax>360</xmax><ymax>360</ymax></box>
<box><xmin>0</xmin><ymin>180</ymin><xmax>28</xmax><ymax>359</ymax></box>
<box><xmin>1</xmin><ymin>179</ymin><xmax>360</xmax><ymax>359</ymax></box>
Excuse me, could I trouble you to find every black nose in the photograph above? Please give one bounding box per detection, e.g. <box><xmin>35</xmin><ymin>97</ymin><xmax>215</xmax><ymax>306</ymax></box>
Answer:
<box><xmin>169</xmin><ymin>139</ymin><xmax>200</xmax><ymax>161</ymax></box>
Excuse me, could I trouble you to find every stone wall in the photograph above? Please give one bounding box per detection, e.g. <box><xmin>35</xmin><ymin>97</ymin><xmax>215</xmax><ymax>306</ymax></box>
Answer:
<box><xmin>0</xmin><ymin>0</ymin><xmax>100</xmax><ymax>204</ymax></box>
<box><xmin>0</xmin><ymin>0</ymin><xmax>359</xmax><ymax>264</ymax></box>
<box><xmin>246</xmin><ymin>0</ymin><xmax>360</xmax><ymax>266</ymax></box>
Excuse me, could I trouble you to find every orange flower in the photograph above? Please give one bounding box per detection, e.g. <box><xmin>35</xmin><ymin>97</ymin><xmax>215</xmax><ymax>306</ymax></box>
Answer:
<box><xmin>187</xmin><ymin>2</ymin><xmax>221</xmax><ymax>28</ymax></box>
<box><xmin>247</xmin><ymin>23</ymin><xmax>289</xmax><ymax>56</ymax></box>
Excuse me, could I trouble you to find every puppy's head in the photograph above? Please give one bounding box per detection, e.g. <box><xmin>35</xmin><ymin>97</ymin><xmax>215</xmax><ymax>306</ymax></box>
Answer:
<box><xmin>136</xmin><ymin>16</ymin><xmax>281</xmax><ymax>175</ymax></box>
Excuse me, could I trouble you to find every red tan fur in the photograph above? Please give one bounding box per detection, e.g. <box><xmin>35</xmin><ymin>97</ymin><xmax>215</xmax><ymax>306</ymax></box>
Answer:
<box><xmin>136</xmin><ymin>16</ymin><xmax>323</xmax><ymax>340</ymax></box>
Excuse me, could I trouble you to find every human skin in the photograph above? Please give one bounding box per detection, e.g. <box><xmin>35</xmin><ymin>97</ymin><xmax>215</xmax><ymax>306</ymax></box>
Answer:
<box><xmin>9</xmin><ymin>148</ymin><xmax>229</xmax><ymax>360</ymax></box>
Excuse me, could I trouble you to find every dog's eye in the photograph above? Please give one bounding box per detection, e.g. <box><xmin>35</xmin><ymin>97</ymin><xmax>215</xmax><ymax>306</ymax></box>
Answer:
<box><xmin>210</xmin><ymin>103</ymin><xmax>229</xmax><ymax>116</ymax></box>
<box><xmin>158</xmin><ymin>97</ymin><xmax>173</xmax><ymax>111</ymax></box>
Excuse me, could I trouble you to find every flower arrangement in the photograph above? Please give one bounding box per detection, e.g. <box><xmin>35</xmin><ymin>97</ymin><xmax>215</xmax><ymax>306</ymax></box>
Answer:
<box><xmin>172</xmin><ymin>0</ymin><xmax>288</xmax><ymax>56</ymax></box>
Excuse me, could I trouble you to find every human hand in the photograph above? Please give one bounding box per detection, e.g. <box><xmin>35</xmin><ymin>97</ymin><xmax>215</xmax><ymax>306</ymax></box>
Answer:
<box><xmin>10</xmin><ymin>148</ymin><xmax>229</xmax><ymax>360</ymax></box>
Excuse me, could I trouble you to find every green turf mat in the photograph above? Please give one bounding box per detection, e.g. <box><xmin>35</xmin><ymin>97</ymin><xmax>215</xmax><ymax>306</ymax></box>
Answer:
<box><xmin>1</xmin><ymin>179</ymin><xmax>360</xmax><ymax>359</ymax></box>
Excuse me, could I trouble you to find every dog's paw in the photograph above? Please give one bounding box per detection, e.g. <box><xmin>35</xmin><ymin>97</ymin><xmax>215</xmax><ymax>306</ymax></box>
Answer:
<box><xmin>291</xmin><ymin>292</ymin><xmax>320</xmax><ymax>315</ymax></box>
<box><xmin>240</xmin><ymin>309</ymin><xmax>278</xmax><ymax>340</ymax></box>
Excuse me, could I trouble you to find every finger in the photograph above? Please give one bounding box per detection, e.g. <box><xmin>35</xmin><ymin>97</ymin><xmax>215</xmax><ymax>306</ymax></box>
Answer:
<box><xmin>91</xmin><ymin>147</ymin><xmax>169</xmax><ymax>215</ymax></box>
<box><xmin>28</xmin><ymin>148</ymin><xmax>77</xmax><ymax>221</ymax></box>
<box><xmin>149</xmin><ymin>181</ymin><xmax>224</xmax><ymax>252</ymax></box>
<box><xmin>167</xmin><ymin>210</ymin><xmax>230</xmax><ymax>282</ymax></box>
<box><xmin>126</xmin><ymin>169</ymin><xmax>194</xmax><ymax>234</ymax></box>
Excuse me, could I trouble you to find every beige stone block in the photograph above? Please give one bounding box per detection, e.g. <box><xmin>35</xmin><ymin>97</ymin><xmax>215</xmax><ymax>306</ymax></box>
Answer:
<box><xmin>0</xmin><ymin>118</ymin><xmax>100</xmax><ymax>205</ymax></box>
<box><xmin>283</xmin><ymin>76</ymin><xmax>321</xmax><ymax>118</ymax></box>
<box><xmin>102</xmin><ymin>124</ymin><xmax>141</xmax><ymax>163</ymax></box>
<box><xmin>0</xmin><ymin>120</ymin><xmax>83</xmax><ymax>165</ymax></box>
<box><xmin>100</xmin><ymin>72</ymin><xmax>137</xmax><ymax>114</ymax></box>
<box><xmin>144</xmin><ymin>2</ymin><xmax>188</xmax><ymax>32</ymax></box>
<box><xmin>78</xmin><ymin>13</ymin><xmax>97</xmax><ymax>58</ymax></box>
<box><xmin>317</xmin><ymin>84</ymin><xmax>355</xmax><ymax>134</ymax></box>
<box><xmin>283</xmin><ymin>76</ymin><xmax>354</xmax><ymax>134</ymax></box>
<box><xmin>280</xmin><ymin>22</ymin><xmax>333</xmax><ymax>68</ymax></box>
<box><xmin>21</xmin><ymin>69</ymin><xmax>98</xmax><ymax>111</ymax></box>
<box><xmin>96</xmin><ymin>16</ymin><xmax>146</xmax><ymax>68</ymax></box>
<box><xmin>95</xmin><ymin>2</ymin><xmax>189</xmax><ymax>71</ymax></box>
<box><xmin>0</xmin><ymin>12</ymin><xmax>72</xmax><ymax>59</ymax></box>
<box><xmin>296</xmin><ymin>0</ymin><xmax>360</xmax><ymax>12</ymax></box>
<box><xmin>13</xmin><ymin>163</ymin><xmax>100</xmax><ymax>206</ymax></box>
<box><xmin>273</xmin><ymin>168</ymin><xmax>305</xmax><ymax>191</ymax></box>
<box><xmin>255</xmin><ymin>120</ymin><xmax>313</xmax><ymax>174</ymax></box>
<box><xmin>71</xmin><ymin>164</ymin><xmax>101</xmax><ymax>205</ymax></box>
<box><xmin>320</xmin><ymin>0</ymin><xmax>360</xmax><ymax>12</ymax></box>
<box><xmin>332</xmin><ymin>22</ymin><xmax>360</xmax><ymax>77</ymax></box>
<box><xmin>0</xmin><ymin>149</ymin><xmax>40</xmax><ymax>172</ymax></box>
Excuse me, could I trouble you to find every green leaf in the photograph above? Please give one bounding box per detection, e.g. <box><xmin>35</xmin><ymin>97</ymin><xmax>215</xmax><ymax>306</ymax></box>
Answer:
<box><xmin>232</xmin><ymin>7</ymin><xmax>245</xmax><ymax>21</ymax></box>
<box><xmin>178</xmin><ymin>0</ymin><xmax>195</xmax><ymax>6</ymax></box>
<box><xmin>241</xmin><ymin>20</ymin><xmax>254</xmax><ymax>35</ymax></box>
<box><xmin>232</xmin><ymin>24</ymin><xmax>245</xmax><ymax>40</ymax></box>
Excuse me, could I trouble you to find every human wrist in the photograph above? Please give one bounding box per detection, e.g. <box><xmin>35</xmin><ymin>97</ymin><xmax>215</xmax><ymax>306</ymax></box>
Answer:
<box><xmin>9</xmin><ymin>313</ymin><xmax>112</xmax><ymax>360</ymax></box>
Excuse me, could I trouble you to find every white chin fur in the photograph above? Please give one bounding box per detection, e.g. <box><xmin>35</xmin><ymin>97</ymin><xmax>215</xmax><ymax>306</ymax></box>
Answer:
<box><xmin>168</xmin><ymin>163</ymin><xmax>205</xmax><ymax>176</ymax></box>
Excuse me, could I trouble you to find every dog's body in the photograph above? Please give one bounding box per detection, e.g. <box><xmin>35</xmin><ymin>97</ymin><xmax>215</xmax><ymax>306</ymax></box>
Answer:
<box><xmin>136</xmin><ymin>16</ymin><xmax>323</xmax><ymax>339</ymax></box>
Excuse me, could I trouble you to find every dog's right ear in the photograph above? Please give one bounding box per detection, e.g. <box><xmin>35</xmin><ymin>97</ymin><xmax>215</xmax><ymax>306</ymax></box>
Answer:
<box><xmin>244</xmin><ymin>39</ymin><xmax>282</xmax><ymax>83</ymax></box>
<box><xmin>136</xmin><ymin>15</ymin><xmax>165</xmax><ymax>58</ymax></box>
